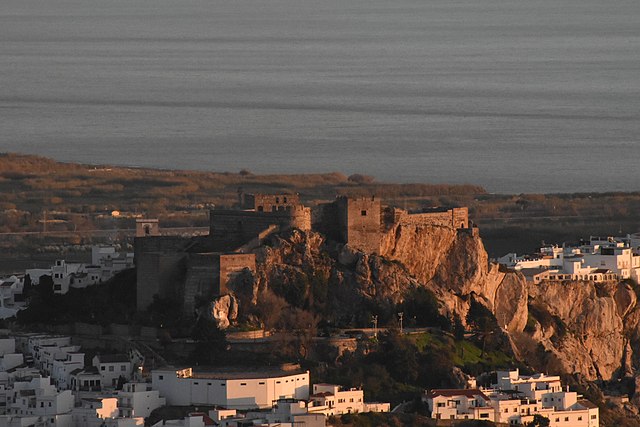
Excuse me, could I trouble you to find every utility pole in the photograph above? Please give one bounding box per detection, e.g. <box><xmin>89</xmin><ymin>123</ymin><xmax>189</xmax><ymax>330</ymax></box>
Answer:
<box><xmin>398</xmin><ymin>312</ymin><xmax>404</xmax><ymax>334</ymax></box>
<box><xmin>371</xmin><ymin>315</ymin><xmax>378</xmax><ymax>339</ymax></box>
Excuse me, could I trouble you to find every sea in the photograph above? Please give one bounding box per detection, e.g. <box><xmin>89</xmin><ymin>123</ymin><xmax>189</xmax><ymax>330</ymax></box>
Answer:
<box><xmin>1</xmin><ymin>0</ymin><xmax>639</xmax><ymax>194</ymax></box>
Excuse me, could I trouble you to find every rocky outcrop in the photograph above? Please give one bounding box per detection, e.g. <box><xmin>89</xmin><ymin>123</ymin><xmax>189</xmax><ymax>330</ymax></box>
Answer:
<box><xmin>248</xmin><ymin>224</ymin><xmax>640</xmax><ymax>388</ymax></box>
<box><xmin>205</xmin><ymin>294</ymin><xmax>238</xmax><ymax>329</ymax></box>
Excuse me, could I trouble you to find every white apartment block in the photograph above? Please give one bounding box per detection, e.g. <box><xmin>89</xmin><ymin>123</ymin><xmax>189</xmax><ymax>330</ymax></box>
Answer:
<box><xmin>3</xmin><ymin>376</ymin><xmax>74</xmax><ymax>427</ymax></box>
<box><xmin>70</xmin><ymin>396</ymin><xmax>145</xmax><ymax>427</ymax></box>
<box><xmin>151</xmin><ymin>367</ymin><xmax>310</xmax><ymax>409</ymax></box>
<box><xmin>116</xmin><ymin>382</ymin><xmax>165</xmax><ymax>418</ymax></box>
<box><xmin>425</xmin><ymin>389</ymin><xmax>494</xmax><ymax>421</ymax></box>
<box><xmin>424</xmin><ymin>370</ymin><xmax>599</xmax><ymax>427</ymax></box>
<box><xmin>499</xmin><ymin>235</ymin><xmax>640</xmax><ymax>284</ymax></box>
<box><xmin>308</xmin><ymin>384</ymin><xmax>388</xmax><ymax>416</ymax></box>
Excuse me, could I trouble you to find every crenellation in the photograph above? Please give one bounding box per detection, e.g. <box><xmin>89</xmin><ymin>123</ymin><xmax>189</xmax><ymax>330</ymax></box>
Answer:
<box><xmin>134</xmin><ymin>193</ymin><xmax>469</xmax><ymax>316</ymax></box>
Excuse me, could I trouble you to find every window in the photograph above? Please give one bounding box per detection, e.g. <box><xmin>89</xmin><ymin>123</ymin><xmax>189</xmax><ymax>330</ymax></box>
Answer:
<box><xmin>564</xmin><ymin>417</ymin><xmax>569</xmax><ymax>421</ymax></box>
<box><xmin>194</xmin><ymin>382</ymin><xmax>199</xmax><ymax>385</ymax></box>
<box><xmin>101</xmin><ymin>366</ymin><xmax>105</xmax><ymax>371</ymax></box>
<box><xmin>480</xmin><ymin>413</ymin><xmax>489</xmax><ymax>418</ymax></box>
<box><xmin>361</xmin><ymin>210</ymin><xmax>367</xmax><ymax>216</ymax></box>
<box><xmin>283</xmin><ymin>197</ymin><xmax>287</xmax><ymax>203</ymax></box>
<box><xmin>275</xmin><ymin>197</ymin><xmax>280</xmax><ymax>203</ymax></box>
<box><xmin>578</xmin><ymin>416</ymin><xmax>582</xmax><ymax>421</ymax></box>
<box><xmin>591</xmin><ymin>415</ymin><xmax>597</xmax><ymax>419</ymax></box>
<box><xmin>437</xmin><ymin>403</ymin><xmax>445</xmax><ymax>408</ymax></box>
<box><xmin>121</xmin><ymin>365</ymin><xmax>126</xmax><ymax>371</ymax></box>
<box><xmin>158</xmin><ymin>375</ymin><xmax>163</xmax><ymax>380</ymax></box>
<box><xmin>109</xmin><ymin>366</ymin><xmax>114</xmax><ymax>372</ymax></box>
<box><xmin>259</xmin><ymin>382</ymin><xmax>265</xmax><ymax>385</ymax></box>
<box><xmin>240</xmin><ymin>383</ymin><xmax>247</xmax><ymax>386</ymax></box>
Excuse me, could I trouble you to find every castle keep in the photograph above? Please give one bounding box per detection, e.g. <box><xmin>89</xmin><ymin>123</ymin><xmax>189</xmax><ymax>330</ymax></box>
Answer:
<box><xmin>135</xmin><ymin>192</ymin><xmax>470</xmax><ymax>314</ymax></box>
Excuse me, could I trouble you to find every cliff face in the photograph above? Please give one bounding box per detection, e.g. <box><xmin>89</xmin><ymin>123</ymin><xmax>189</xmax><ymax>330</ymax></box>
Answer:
<box><xmin>249</xmin><ymin>224</ymin><xmax>640</xmax><ymax>386</ymax></box>
<box><xmin>381</xmin><ymin>222</ymin><xmax>527</xmax><ymax>334</ymax></box>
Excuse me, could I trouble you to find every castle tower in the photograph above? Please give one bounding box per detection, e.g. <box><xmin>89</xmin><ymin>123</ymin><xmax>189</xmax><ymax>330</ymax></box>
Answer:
<box><xmin>336</xmin><ymin>196</ymin><xmax>381</xmax><ymax>254</ymax></box>
<box><xmin>136</xmin><ymin>219</ymin><xmax>160</xmax><ymax>237</ymax></box>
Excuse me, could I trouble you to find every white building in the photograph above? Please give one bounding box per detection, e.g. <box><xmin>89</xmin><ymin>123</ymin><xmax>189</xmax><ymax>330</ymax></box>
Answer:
<box><xmin>71</xmin><ymin>397</ymin><xmax>118</xmax><ymax>426</ymax></box>
<box><xmin>91</xmin><ymin>246</ymin><xmax>134</xmax><ymax>281</ymax></box>
<box><xmin>92</xmin><ymin>355</ymin><xmax>132</xmax><ymax>388</ymax></box>
<box><xmin>151</xmin><ymin>367</ymin><xmax>310</xmax><ymax>409</ymax></box>
<box><xmin>0</xmin><ymin>338</ymin><xmax>23</xmax><ymax>373</ymax></box>
<box><xmin>69</xmin><ymin>367</ymin><xmax>102</xmax><ymax>395</ymax></box>
<box><xmin>116</xmin><ymin>382</ymin><xmax>165</xmax><ymax>418</ymax></box>
<box><xmin>424</xmin><ymin>389</ymin><xmax>494</xmax><ymax>421</ymax></box>
<box><xmin>425</xmin><ymin>370</ymin><xmax>599</xmax><ymax>427</ymax></box>
<box><xmin>498</xmin><ymin>236</ymin><xmax>640</xmax><ymax>284</ymax></box>
<box><xmin>0</xmin><ymin>277</ymin><xmax>25</xmax><ymax>319</ymax></box>
<box><xmin>36</xmin><ymin>245</ymin><xmax>135</xmax><ymax>295</ymax></box>
<box><xmin>308</xmin><ymin>384</ymin><xmax>389</xmax><ymax>416</ymax></box>
<box><xmin>50</xmin><ymin>352</ymin><xmax>84</xmax><ymax>391</ymax></box>
<box><xmin>4</xmin><ymin>376</ymin><xmax>74</xmax><ymax>426</ymax></box>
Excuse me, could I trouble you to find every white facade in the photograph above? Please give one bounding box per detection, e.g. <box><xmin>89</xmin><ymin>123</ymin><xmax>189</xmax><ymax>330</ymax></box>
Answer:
<box><xmin>151</xmin><ymin>367</ymin><xmax>310</xmax><ymax>409</ymax></box>
<box><xmin>499</xmin><ymin>236</ymin><xmax>640</xmax><ymax>284</ymax></box>
<box><xmin>424</xmin><ymin>370</ymin><xmax>599</xmax><ymax>427</ymax></box>
<box><xmin>92</xmin><ymin>355</ymin><xmax>132</xmax><ymax>388</ymax></box>
<box><xmin>116</xmin><ymin>383</ymin><xmax>165</xmax><ymax>418</ymax></box>
<box><xmin>71</xmin><ymin>397</ymin><xmax>119</xmax><ymax>426</ymax></box>
<box><xmin>308</xmin><ymin>384</ymin><xmax>366</xmax><ymax>416</ymax></box>
<box><xmin>424</xmin><ymin>389</ymin><xmax>494</xmax><ymax>421</ymax></box>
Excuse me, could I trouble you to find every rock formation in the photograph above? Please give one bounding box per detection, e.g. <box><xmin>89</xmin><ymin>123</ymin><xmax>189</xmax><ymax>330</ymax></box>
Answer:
<box><xmin>248</xmin><ymin>223</ymin><xmax>640</xmax><ymax>386</ymax></box>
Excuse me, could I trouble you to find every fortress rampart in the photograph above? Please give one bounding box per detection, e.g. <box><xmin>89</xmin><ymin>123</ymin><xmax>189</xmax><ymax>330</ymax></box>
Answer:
<box><xmin>134</xmin><ymin>193</ymin><xmax>470</xmax><ymax>315</ymax></box>
<box><xmin>209</xmin><ymin>206</ymin><xmax>311</xmax><ymax>251</ymax></box>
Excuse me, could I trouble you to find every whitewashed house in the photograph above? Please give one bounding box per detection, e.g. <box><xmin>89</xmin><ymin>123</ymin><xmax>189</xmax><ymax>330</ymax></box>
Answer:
<box><xmin>92</xmin><ymin>355</ymin><xmax>132</xmax><ymax>388</ymax></box>
<box><xmin>115</xmin><ymin>382</ymin><xmax>165</xmax><ymax>418</ymax></box>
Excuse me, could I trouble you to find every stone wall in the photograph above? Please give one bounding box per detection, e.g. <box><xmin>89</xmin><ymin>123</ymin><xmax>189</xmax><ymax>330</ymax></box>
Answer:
<box><xmin>395</xmin><ymin>207</ymin><xmax>469</xmax><ymax>229</ymax></box>
<box><xmin>219</xmin><ymin>254</ymin><xmax>256</xmax><ymax>294</ymax></box>
<box><xmin>209</xmin><ymin>208</ymin><xmax>311</xmax><ymax>251</ymax></box>
<box><xmin>134</xmin><ymin>236</ymin><xmax>193</xmax><ymax>310</ymax></box>
<box><xmin>136</xmin><ymin>251</ymin><xmax>186</xmax><ymax>311</ymax></box>
<box><xmin>182</xmin><ymin>253</ymin><xmax>219</xmax><ymax>315</ymax></box>
<box><xmin>244</xmin><ymin>193</ymin><xmax>301</xmax><ymax>212</ymax></box>
<box><xmin>337</xmin><ymin>196</ymin><xmax>381</xmax><ymax>254</ymax></box>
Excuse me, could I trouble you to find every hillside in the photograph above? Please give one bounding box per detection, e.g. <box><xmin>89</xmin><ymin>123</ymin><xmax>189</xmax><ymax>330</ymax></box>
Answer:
<box><xmin>2</xmin><ymin>153</ymin><xmax>640</xmax><ymax>260</ymax></box>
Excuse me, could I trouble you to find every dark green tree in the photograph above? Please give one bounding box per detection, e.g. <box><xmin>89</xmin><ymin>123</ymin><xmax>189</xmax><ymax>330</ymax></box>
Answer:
<box><xmin>190</xmin><ymin>317</ymin><xmax>228</xmax><ymax>365</ymax></box>
<box><xmin>530</xmin><ymin>414</ymin><xmax>551</xmax><ymax>427</ymax></box>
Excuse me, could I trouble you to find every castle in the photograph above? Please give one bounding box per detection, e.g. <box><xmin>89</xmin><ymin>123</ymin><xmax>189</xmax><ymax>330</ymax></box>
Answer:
<box><xmin>134</xmin><ymin>193</ymin><xmax>470</xmax><ymax>314</ymax></box>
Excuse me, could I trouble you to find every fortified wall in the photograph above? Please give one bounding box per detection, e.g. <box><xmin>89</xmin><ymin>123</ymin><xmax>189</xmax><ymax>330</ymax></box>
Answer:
<box><xmin>389</xmin><ymin>207</ymin><xmax>469</xmax><ymax>229</ymax></box>
<box><xmin>136</xmin><ymin>193</ymin><xmax>307</xmax><ymax>313</ymax></box>
<box><xmin>209</xmin><ymin>207</ymin><xmax>311</xmax><ymax>251</ymax></box>
<box><xmin>316</xmin><ymin>197</ymin><xmax>470</xmax><ymax>254</ymax></box>
<box><xmin>135</xmin><ymin>194</ymin><xmax>470</xmax><ymax>316</ymax></box>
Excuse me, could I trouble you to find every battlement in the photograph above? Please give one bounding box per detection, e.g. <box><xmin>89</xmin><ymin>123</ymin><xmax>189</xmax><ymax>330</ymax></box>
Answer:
<box><xmin>209</xmin><ymin>206</ymin><xmax>311</xmax><ymax>251</ymax></box>
<box><xmin>241</xmin><ymin>193</ymin><xmax>301</xmax><ymax>212</ymax></box>
<box><xmin>392</xmin><ymin>207</ymin><xmax>469</xmax><ymax>229</ymax></box>
<box><xmin>319</xmin><ymin>196</ymin><xmax>469</xmax><ymax>253</ymax></box>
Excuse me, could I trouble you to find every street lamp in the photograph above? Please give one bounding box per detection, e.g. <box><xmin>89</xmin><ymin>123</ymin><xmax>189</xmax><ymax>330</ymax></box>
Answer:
<box><xmin>371</xmin><ymin>315</ymin><xmax>378</xmax><ymax>338</ymax></box>
<box><xmin>398</xmin><ymin>312</ymin><xmax>404</xmax><ymax>334</ymax></box>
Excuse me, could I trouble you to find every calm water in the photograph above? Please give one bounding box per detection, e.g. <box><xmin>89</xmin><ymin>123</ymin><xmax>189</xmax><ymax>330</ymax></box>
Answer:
<box><xmin>1</xmin><ymin>0</ymin><xmax>639</xmax><ymax>193</ymax></box>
